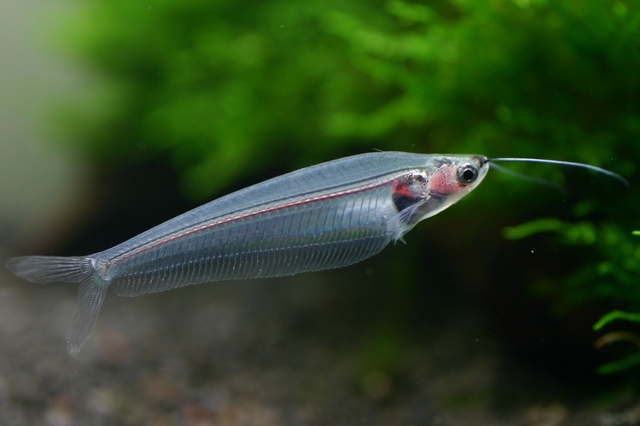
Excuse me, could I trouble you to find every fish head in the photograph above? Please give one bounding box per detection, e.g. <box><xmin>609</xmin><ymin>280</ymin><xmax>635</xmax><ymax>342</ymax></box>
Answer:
<box><xmin>391</xmin><ymin>154</ymin><xmax>489</xmax><ymax>234</ymax></box>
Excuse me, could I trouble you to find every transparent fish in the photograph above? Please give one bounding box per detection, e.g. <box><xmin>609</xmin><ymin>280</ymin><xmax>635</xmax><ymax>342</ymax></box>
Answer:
<box><xmin>5</xmin><ymin>152</ymin><xmax>624</xmax><ymax>355</ymax></box>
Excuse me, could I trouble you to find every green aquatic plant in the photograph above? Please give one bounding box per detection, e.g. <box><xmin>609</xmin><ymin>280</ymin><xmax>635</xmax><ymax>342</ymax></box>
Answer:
<box><xmin>59</xmin><ymin>0</ymin><xmax>639</xmax><ymax>201</ymax></box>
<box><xmin>506</xmin><ymin>224</ymin><xmax>640</xmax><ymax>373</ymax></box>
<box><xmin>593</xmin><ymin>309</ymin><xmax>640</xmax><ymax>374</ymax></box>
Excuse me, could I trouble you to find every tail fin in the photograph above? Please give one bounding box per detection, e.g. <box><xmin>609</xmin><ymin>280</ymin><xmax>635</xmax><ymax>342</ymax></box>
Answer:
<box><xmin>6</xmin><ymin>256</ymin><xmax>108</xmax><ymax>356</ymax></box>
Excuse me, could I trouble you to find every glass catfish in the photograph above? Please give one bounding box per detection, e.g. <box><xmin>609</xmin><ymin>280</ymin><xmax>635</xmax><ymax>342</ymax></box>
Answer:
<box><xmin>5</xmin><ymin>152</ymin><xmax>625</xmax><ymax>355</ymax></box>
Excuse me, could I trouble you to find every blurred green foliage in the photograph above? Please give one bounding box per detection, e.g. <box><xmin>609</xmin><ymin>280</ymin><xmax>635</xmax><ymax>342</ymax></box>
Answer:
<box><xmin>505</xmin><ymin>220</ymin><xmax>639</xmax><ymax>310</ymax></box>
<box><xmin>60</xmin><ymin>0</ymin><xmax>640</xmax><ymax>374</ymax></box>
<box><xmin>592</xmin><ymin>307</ymin><xmax>640</xmax><ymax>374</ymax></box>
<box><xmin>62</xmin><ymin>0</ymin><xmax>638</xmax><ymax>197</ymax></box>
<box><xmin>506</xmin><ymin>222</ymin><xmax>640</xmax><ymax>374</ymax></box>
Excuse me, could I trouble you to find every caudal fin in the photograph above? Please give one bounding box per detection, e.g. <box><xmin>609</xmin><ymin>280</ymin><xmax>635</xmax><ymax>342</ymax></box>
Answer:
<box><xmin>6</xmin><ymin>256</ymin><xmax>108</xmax><ymax>356</ymax></box>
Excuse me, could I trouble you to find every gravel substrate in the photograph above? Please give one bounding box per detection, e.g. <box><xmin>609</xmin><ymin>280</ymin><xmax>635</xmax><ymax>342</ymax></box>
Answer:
<box><xmin>0</xmin><ymin>263</ymin><xmax>638</xmax><ymax>426</ymax></box>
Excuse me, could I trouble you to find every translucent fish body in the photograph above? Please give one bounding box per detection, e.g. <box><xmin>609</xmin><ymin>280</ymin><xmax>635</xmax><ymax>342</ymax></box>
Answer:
<box><xmin>6</xmin><ymin>152</ymin><xmax>489</xmax><ymax>354</ymax></box>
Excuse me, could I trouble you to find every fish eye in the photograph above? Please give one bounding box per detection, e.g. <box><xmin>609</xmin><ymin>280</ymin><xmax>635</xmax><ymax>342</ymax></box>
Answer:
<box><xmin>457</xmin><ymin>164</ymin><xmax>479</xmax><ymax>185</ymax></box>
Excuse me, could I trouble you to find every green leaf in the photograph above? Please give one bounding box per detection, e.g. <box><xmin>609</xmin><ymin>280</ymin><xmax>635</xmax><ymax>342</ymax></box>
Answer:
<box><xmin>593</xmin><ymin>310</ymin><xmax>640</xmax><ymax>331</ymax></box>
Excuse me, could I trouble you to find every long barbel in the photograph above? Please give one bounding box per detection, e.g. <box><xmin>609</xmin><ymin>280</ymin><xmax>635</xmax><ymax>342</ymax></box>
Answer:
<box><xmin>4</xmin><ymin>152</ymin><xmax>625</xmax><ymax>355</ymax></box>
